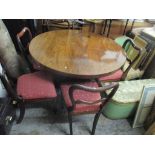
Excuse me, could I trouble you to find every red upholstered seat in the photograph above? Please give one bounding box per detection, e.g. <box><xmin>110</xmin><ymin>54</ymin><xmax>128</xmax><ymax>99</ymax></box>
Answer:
<box><xmin>17</xmin><ymin>71</ymin><xmax>57</xmax><ymax>100</ymax></box>
<box><xmin>61</xmin><ymin>82</ymin><xmax>101</xmax><ymax>114</ymax></box>
<box><xmin>99</xmin><ymin>69</ymin><xmax>123</xmax><ymax>81</ymax></box>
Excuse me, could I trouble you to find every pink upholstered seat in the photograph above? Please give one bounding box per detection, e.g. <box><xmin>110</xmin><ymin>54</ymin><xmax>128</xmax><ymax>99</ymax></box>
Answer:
<box><xmin>17</xmin><ymin>71</ymin><xmax>57</xmax><ymax>100</ymax></box>
<box><xmin>61</xmin><ymin>82</ymin><xmax>101</xmax><ymax>114</ymax></box>
<box><xmin>99</xmin><ymin>69</ymin><xmax>123</xmax><ymax>81</ymax></box>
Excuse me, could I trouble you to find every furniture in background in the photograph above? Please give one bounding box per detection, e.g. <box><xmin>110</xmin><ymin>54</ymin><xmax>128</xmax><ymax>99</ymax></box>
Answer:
<box><xmin>0</xmin><ymin>98</ymin><xmax>16</xmax><ymax>135</ymax></box>
<box><xmin>100</xmin><ymin>19</ymin><xmax>135</xmax><ymax>38</ymax></box>
<box><xmin>98</xmin><ymin>39</ymin><xmax>141</xmax><ymax>83</ymax></box>
<box><xmin>84</xmin><ymin>19</ymin><xmax>105</xmax><ymax>34</ymax></box>
<box><xmin>16</xmin><ymin>27</ymin><xmax>41</xmax><ymax>71</ymax></box>
<box><xmin>144</xmin><ymin>95</ymin><xmax>155</xmax><ymax>130</ymax></box>
<box><xmin>145</xmin><ymin>122</ymin><xmax>155</xmax><ymax>135</ymax></box>
<box><xmin>60</xmin><ymin>81</ymin><xmax>119</xmax><ymax>134</ymax></box>
<box><xmin>102</xmin><ymin>79</ymin><xmax>155</xmax><ymax>119</ymax></box>
<box><xmin>71</xmin><ymin>19</ymin><xmax>90</xmax><ymax>30</ymax></box>
<box><xmin>42</xmin><ymin>19</ymin><xmax>70</xmax><ymax>32</ymax></box>
<box><xmin>132</xmin><ymin>85</ymin><xmax>155</xmax><ymax>128</ymax></box>
<box><xmin>139</xmin><ymin>28</ymin><xmax>155</xmax><ymax>78</ymax></box>
<box><xmin>29</xmin><ymin>30</ymin><xmax>126</xmax><ymax>81</ymax></box>
<box><xmin>0</xmin><ymin>61</ymin><xmax>57</xmax><ymax>124</ymax></box>
<box><xmin>123</xmin><ymin>19</ymin><xmax>135</xmax><ymax>35</ymax></box>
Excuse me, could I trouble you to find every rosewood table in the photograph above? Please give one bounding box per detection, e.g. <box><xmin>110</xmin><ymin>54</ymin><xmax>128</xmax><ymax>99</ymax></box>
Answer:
<box><xmin>29</xmin><ymin>30</ymin><xmax>126</xmax><ymax>80</ymax></box>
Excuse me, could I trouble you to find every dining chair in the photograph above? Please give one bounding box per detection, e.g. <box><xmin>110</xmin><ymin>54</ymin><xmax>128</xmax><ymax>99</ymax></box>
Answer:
<box><xmin>0</xmin><ymin>60</ymin><xmax>57</xmax><ymax>124</ymax></box>
<box><xmin>97</xmin><ymin>39</ymin><xmax>142</xmax><ymax>83</ymax></box>
<box><xmin>16</xmin><ymin>27</ymin><xmax>41</xmax><ymax>71</ymax></box>
<box><xmin>60</xmin><ymin>81</ymin><xmax>119</xmax><ymax>135</ymax></box>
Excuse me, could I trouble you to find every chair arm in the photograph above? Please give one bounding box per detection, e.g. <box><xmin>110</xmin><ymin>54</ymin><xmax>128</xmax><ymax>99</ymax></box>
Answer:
<box><xmin>68</xmin><ymin>82</ymin><xmax>119</xmax><ymax>111</ymax></box>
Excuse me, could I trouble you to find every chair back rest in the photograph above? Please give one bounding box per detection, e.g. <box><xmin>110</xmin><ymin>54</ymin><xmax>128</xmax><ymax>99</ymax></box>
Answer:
<box><xmin>124</xmin><ymin>36</ymin><xmax>147</xmax><ymax>70</ymax></box>
<box><xmin>16</xmin><ymin>27</ymin><xmax>34</xmax><ymax>70</ymax></box>
<box><xmin>68</xmin><ymin>82</ymin><xmax>119</xmax><ymax>112</ymax></box>
<box><xmin>16</xmin><ymin>27</ymin><xmax>32</xmax><ymax>55</ymax></box>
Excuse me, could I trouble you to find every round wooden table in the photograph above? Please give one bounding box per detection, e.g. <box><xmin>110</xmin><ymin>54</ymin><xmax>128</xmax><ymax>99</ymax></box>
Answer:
<box><xmin>29</xmin><ymin>30</ymin><xmax>126</xmax><ymax>79</ymax></box>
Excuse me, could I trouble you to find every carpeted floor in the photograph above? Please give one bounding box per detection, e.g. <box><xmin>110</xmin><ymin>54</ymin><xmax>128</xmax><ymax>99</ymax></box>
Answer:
<box><xmin>10</xmin><ymin>107</ymin><xmax>145</xmax><ymax>135</ymax></box>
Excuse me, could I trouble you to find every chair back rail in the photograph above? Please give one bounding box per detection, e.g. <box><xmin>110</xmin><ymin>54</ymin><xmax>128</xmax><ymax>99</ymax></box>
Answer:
<box><xmin>16</xmin><ymin>27</ymin><xmax>34</xmax><ymax>70</ymax></box>
<box><xmin>16</xmin><ymin>27</ymin><xmax>32</xmax><ymax>54</ymax></box>
<box><xmin>68</xmin><ymin>82</ymin><xmax>119</xmax><ymax>112</ymax></box>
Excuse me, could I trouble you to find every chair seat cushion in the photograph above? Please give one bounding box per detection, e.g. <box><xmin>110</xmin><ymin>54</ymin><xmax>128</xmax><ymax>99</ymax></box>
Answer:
<box><xmin>99</xmin><ymin>70</ymin><xmax>123</xmax><ymax>81</ymax></box>
<box><xmin>60</xmin><ymin>82</ymin><xmax>101</xmax><ymax>114</ymax></box>
<box><xmin>17</xmin><ymin>71</ymin><xmax>57</xmax><ymax>100</ymax></box>
<box><xmin>110</xmin><ymin>79</ymin><xmax>155</xmax><ymax>103</ymax></box>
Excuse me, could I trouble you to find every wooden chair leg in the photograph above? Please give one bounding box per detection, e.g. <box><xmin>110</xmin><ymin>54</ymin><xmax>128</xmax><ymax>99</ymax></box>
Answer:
<box><xmin>91</xmin><ymin>111</ymin><xmax>102</xmax><ymax>135</ymax></box>
<box><xmin>101</xmin><ymin>20</ymin><xmax>107</xmax><ymax>35</ymax></box>
<box><xmin>107</xmin><ymin>19</ymin><xmax>112</xmax><ymax>37</ymax></box>
<box><xmin>68</xmin><ymin>112</ymin><xmax>73</xmax><ymax>135</ymax></box>
<box><xmin>16</xmin><ymin>103</ymin><xmax>25</xmax><ymax>124</ymax></box>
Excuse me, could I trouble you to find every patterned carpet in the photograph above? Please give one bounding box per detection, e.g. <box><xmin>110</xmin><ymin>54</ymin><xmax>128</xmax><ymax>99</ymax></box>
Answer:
<box><xmin>10</xmin><ymin>107</ymin><xmax>145</xmax><ymax>135</ymax></box>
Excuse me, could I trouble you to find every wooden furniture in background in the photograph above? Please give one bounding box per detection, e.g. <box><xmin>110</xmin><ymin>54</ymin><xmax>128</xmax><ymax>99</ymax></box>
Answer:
<box><xmin>29</xmin><ymin>30</ymin><xmax>126</xmax><ymax>80</ymax></box>
<box><xmin>42</xmin><ymin>19</ymin><xmax>70</xmax><ymax>32</ymax></box>
<box><xmin>145</xmin><ymin>122</ymin><xmax>155</xmax><ymax>135</ymax></box>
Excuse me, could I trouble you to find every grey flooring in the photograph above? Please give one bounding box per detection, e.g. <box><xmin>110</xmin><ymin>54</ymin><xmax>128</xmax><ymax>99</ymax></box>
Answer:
<box><xmin>10</xmin><ymin>107</ymin><xmax>145</xmax><ymax>135</ymax></box>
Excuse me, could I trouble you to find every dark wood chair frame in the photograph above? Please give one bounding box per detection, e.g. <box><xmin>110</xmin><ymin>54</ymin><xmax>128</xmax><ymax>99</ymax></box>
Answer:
<box><xmin>16</xmin><ymin>27</ymin><xmax>35</xmax><ymax>71</ymax></box>
<box><xmin>65</xmin><ymin>82</ymin><xmax>119</xmax><ymax>135</ymax></box>
<box><xmin>121</xmin><ymin>39</ymin><xmax>142</xmax><ymax>80</ymax></box>
<box><xmin>0</xmin><ymin>61</ymin><xmax>57</xmax><ymax>124</ymax></box>
<box><xmin>96</xmin><ymin>39</ymin><xmax>142</xmax><ymax>85</ymax></box>
<box><xmin>101</xmin><ymin>19</ymin><xmax>112</xmax><ymax>37</ymax></box>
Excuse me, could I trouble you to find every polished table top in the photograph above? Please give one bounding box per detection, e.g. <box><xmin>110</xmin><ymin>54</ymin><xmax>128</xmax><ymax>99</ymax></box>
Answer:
<box><xmin>29</xmin><ymin>30</ymin><xmax>126</xmax><ymax>79</ymax></box>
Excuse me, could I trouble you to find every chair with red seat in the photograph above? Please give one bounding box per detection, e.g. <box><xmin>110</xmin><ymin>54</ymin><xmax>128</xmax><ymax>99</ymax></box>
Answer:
<box><xmin>0</xmin><ymin>61</ymin><xmax>57</xmax><ymax>124</ymax></box>
<box><xmin>60</xmin><ymin>81</ymin><xmax>119</xmax><ymax>135</ymax></box>
<box><xmin>16</xmin><ymin>27</ymin><xmax>41</xmax><ymax>71</ymax></box>
<box><xmin>97</xmin><ymin>39</ymin><xmax>142</xmax><ymax>83</ymax></box>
